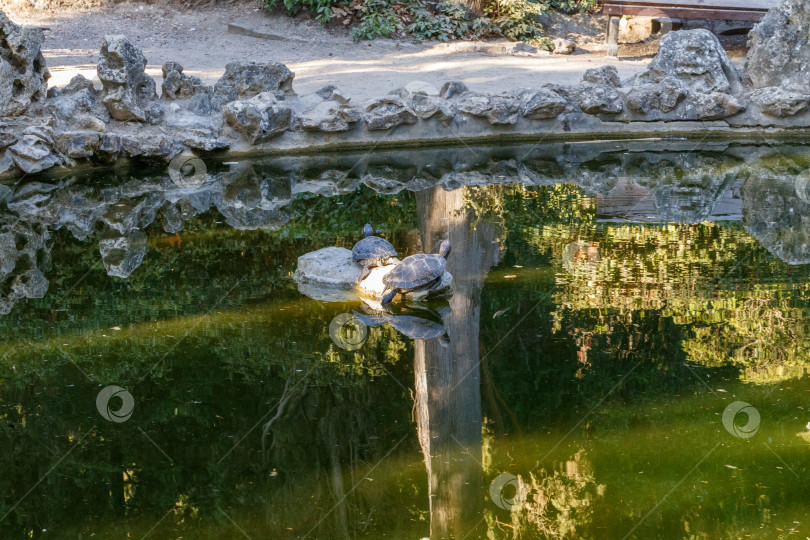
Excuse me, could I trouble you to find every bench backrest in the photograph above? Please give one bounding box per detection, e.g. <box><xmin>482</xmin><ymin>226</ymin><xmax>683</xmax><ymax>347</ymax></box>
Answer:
<box><xmin>604</xmin><ymin>0</ymin><xmax>780</xmax><ymax>21</ymax></box>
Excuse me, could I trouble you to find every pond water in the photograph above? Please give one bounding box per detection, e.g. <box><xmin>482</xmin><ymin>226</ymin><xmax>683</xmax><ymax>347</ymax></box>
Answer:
<box><xmin>1</xmin><ymin>139</ymin><xmax>810</xmax><ymax>539</ymax></box>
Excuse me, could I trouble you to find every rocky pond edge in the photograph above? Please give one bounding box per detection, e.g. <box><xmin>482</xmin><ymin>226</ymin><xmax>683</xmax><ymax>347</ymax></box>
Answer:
<box><xmin>2</xmin><ymin>0</ymin><xmax>810</xmax><ymax>180</ymax></box>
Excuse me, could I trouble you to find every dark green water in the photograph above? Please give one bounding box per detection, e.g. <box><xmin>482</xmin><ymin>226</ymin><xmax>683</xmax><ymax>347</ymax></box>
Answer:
<box><xmin>1</xmin><ymin>140</ymin><xmax>810</xmax><ymax>539</ymax></box>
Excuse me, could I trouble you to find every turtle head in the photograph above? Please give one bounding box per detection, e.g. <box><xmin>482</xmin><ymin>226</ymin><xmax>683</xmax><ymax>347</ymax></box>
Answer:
<box><xmin>381</xmin><ymin>288</ymin><xmax>397</xmax><ymax>305</ymax></box>
<box><xmin>439</xmin><ymin>240</ymin><xmax>451</xmax><ymax>259</ymax></box>
<box><xmin>363</xmin><ymin>224</ymin><xmax>373</xmax><ymax>238</ymax></box>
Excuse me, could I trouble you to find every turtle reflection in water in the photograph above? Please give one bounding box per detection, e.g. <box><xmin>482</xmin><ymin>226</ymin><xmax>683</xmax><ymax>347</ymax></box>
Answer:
<box><xmin>353</xmin><ymin>304</ymin><xmax>449</xmax><ymax>342</ymax></box>
<box><xmin>352</xmin><ymin>223</ymin><xmax>398</xmax><ymax>282</ymax></box>
<box><xmin>381</xmin><ymin>240</ymin><xmax>451</xmax><ymax>305</ymax></box>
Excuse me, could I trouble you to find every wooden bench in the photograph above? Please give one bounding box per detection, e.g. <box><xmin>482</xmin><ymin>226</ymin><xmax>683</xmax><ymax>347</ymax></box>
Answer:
<box><xmin>603</xmin><ymin>0</ymin><xmax>779</xmax><ymax>56</ymax></box>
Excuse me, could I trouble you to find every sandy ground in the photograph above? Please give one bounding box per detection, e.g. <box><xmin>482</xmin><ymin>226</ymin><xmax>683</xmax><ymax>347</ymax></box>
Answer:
<box><xmin>3</xmin><ymin>2</ymin><xmax>746</xmax><ymax>101</ymax></box>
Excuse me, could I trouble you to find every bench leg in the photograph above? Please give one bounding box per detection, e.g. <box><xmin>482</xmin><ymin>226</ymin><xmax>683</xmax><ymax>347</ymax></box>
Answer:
<box><xmin>606</xmin><ymin>15</ymin><xmax>620</xmax><ymax>57</ymax></box>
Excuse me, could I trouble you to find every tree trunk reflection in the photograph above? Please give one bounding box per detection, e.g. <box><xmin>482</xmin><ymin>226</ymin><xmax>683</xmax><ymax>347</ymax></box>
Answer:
<box><xmin>414</xmin><ymin>186</ymin><xmax>501</xmax><ymax>538</ymax></box>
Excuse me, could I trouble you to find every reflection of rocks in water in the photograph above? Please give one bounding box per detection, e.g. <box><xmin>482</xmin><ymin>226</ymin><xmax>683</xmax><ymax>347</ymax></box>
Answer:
<box><xmin>0</xmin><ymin>223</ymin><xmax>50</xmax><ymax>315</ymax></box>
<box><xmin>99</xmin><ymin>229</ymin><xmax>148</xmax><ymax>278</ymax></box>
<box><xmin>743</xmin><ymin>172</ymin><xmax>810</xmax><ymax>265</ymax></box>
<box><xmin>214</xmin><ymin>164</ymin><xmax>292</xmax><ymax>230</ymax></box>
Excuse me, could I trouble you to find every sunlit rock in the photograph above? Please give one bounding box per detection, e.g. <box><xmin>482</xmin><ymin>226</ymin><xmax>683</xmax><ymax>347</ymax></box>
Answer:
<box><xmin>364</xmin><ymin>96</ymin><xmax>418</xmax><ymax>130</ymax></box>
<box><xmin>7</xmin><ymin>127</ymin><xmax>62</xmax><ymax>174</ymax></box>
<box><xmin>97</xmin><ymin>36</ymin><xmax>160</xmax><ymax>123</ymax></box>
<box><xmin>750</xmin><ymin>87</ymin><xmax>810</xmax><ymax>118</ymax></box>
<box><xmin>746</xmin><ymin>0</ymin><xmax>810</xmax><ymax>91</ymax></box>
<box><xmin>0</xmin><ymin>10</ymin><xmax>49</xmax><ymax>117</ymax></box>
<box><xmin>223</xmin><ymin>92</ymin><xmax>293</xmax><ymax>143</ymax></box>
<box><xmin>212</xmin><ymin>61</ymin><xmax>295</xmax><ymax>107</ymax></box>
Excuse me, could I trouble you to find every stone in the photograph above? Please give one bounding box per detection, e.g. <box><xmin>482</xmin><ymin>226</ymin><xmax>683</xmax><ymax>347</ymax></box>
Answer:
<box><xmin>625</xmin><ymin>77</ymin><xmax>686</xmax><ymax>114</ymax></box>
<box><xmin>7</xmin><ymin>127</ymin><xmax>62</xmax><ymax>174</ymax></box>
<box><xmin>456</xmin><ymin>93</ymin><xmax>521</xmax><ymax>125</ymax></box>
<box><xmin>364</xmin><ymin>97</ymin><xmax>418</xmax><ymax>130</ymax></box>
<box><xmin>684</xmin><ymin>92</ymin><xmax>745</xmax><ymax>120</ymax></box>
<box><xmin>0</xmin><ymin>10</ymin><xmax>50</xmax><ymax>116</ymax></box>
<box><xmin>99</xmin><ymin>229</ymin><xmax>148</xmax><ymax>278</ymax></box>
<box><xmin>746</xmin><ymin>0</ymin><xmax>810</xmax><ymax>91</ymax></box>
<box><xmin>749</xmin><ymin>86</ymin><xmax>810</xmax><ymax>118</ymax></box>
<box><xmin>636</xmin><ymin>29</ymin><xmax>743</xmax><ymax>95</ymax></box>
<box><xmin>57</xmin><ymin>132</ymin><xmax>102</xmax><ymax>159</ymax></box>
<box><xmin>552</xmin><ymin>38</ymin><xmax>575</xmax><ymax>55</ymax></box>
<box><xmin>406</xmin><ymin>93</ymin><xmax>455</xmax><ymax>121</ymax></box>
<box><xmin>578</xmin><ymin>85</ymin><xmax>624</xmax><ymax>115</ymax></box>
<box><xmin>583</xmin><ymin>66</ymin><xmax>621</xmax><ymax>87</ymax></box>
<box><xmin>298</xmin><ymin>100</ymin><xmax>361</xmax><ymax>132</ymax></box>
<box><xmin>440</xmin><ymin>81</ymin><xmax>468</xmax><ymax>99</ymax></box>
<box><xmin>513</xmin><ymin>88</ymin><xmax>566</xmax><ymax>120</ymax></box>
<box><xmin>223</xmin><ymin>92</ymin><xmax>293</xmax><ymax>143</ymax></box>
<box><xmin>97</xmin><ymin>36</ymin><xmax>158</xmax><ymax>122</ymax></box>
<box><xmin>212</xmin><ymin>61</ymin><xmax>295</xmax><ymax>106</ymax></box>
<box><xmin>161</xmin><ymin>61</ymin><xmax>208</xmax><ymax>100</ymax></box>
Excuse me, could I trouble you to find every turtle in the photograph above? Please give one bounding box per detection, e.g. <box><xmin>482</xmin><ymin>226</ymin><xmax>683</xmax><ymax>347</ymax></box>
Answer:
<box><xmin>381</xmin><ymin>240</ymin><xmax>451</xmax><ymax>305</ymax></box>
<box><xmin>352</xmin><ymin>223</ymin><xmax>398</xmax><ymax>281</ymax></box>
<box><xmin>353</xmin><ymin>304</ymin><xmax>447</xmax><ymax>340</ymax></box>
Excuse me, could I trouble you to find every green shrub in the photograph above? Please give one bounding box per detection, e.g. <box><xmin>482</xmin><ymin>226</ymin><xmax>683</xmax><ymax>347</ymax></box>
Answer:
<box><xmin>260</xmin><ymin>0</ymin><xmax>600</xmax><ymax>44</ymax></box>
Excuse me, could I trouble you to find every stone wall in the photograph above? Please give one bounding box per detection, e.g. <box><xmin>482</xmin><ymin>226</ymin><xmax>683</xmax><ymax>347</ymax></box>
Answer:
<box><xmin>0</xmin><ymin>0</ymin><xmax>809</xmax><ymax>179</ymax></box>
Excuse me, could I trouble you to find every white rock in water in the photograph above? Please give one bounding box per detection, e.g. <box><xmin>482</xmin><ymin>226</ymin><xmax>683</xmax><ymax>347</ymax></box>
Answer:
<box><xmin>293</xmin><ymin>246</ymin><xmax>453</xmax><ymax>302</ymax></box>
<box><xmin>294</xmin><ymin>246</ymin><xmax>360</xmax><ymax>289</ymax></box>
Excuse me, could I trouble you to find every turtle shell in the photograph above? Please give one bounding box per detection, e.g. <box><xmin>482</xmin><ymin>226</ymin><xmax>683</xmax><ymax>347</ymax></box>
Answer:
<box><xmin>383</xmin><ymin>254</ymin><xmax>446</xmax><ymax>290</ymax></box>
<box><xmin>352</xmin><ymin>236</ymin><xmax>397</xmax><ymax>265</ymax></box>
<box><xmin>388</xmin><ymin>315</ymin><xmax>446</xmax><ymax>340</ymax></box>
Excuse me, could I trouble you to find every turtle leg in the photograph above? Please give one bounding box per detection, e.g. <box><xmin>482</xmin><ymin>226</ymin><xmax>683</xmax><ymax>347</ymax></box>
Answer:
<box><xmin>358</xmin><ymin>266</ymin><xmax>370</xmax><ymax>283</ymax></box>
<box><xmin>381</xmin><ymin>288</ymin><xmax>398</xmax><ymax>305</ymax></box>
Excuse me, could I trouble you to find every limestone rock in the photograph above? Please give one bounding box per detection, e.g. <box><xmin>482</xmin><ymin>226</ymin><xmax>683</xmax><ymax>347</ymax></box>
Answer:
<box><xmin>513</xmin><ymin>88</ymin><xmax>566</xmax><ymax>120</ymax></box>
<box><xmin>583</xmin><ymin>66</ymin><xmax>620</xmax><ymax>87</ymax></box>
<box><xmin>577</xmin><ymin>85</ymin><xmax>624</xmax><ymax>115</ymax></box>
<box><xmin>212</xmin><ymin>61</ymin><xmax>295</xmax><ymax>106</ymax></box>
<box><xmin>223</xmin><ymin>92</ymin><xmax>293</xmax><ymax>143</ymax></box>
<box><xmin>298</xmin><ymin>100</ymin><xmax>362</xmax><ymax>132</ymax></box>
<box><xmin>684</xmin><ymin>92</ymin><xmax>745</xmax><ymax>120</ymax></box>
<box><xmin>7</xmin><ymin>127</ymin><xmax>62</xmax><ymax>174</ymax></box>
<box><xmin>57</xmin><ymin>132</ymin><xmax>102</xmax><ymax>159</ymax></box>
<box><xmin>405</xmin><ymin>93</ymin><xmax>455</xmax><ymax>122</ymax></box>
<box><xmin>636</xmin><ymin>29</ymin><xmax>743</xmax><ymax>95</ymax></box>
<box><xmin>456</xmin><ymin>93</ymin><xmax>521</xmax><ymax>125</ymax></box>
<box><xmin>364</xmin><ymin>97</ymin><xmax>418</xmax><ymax>130</ymax></box>
<box><xmin>440</xmin><ymin>81</ymin><xmax>468</xmax><ymax>99</ymax></box>
<box><xmin>552</xmin><ymin>38</ymin><xmax>575</xmax><ymax>55</ymax></box>
<box><xmin>746</xmin><ymin>0</ymin><xmax>810</xmax><ymax>91</ymax></box>
<box><xmin>750</xmin><ymin>86</ymin><xmax>810</xmax><ymax>117</ymax></box>
<box><xmin>0</xmin><ymin>10</ymin><xmax>50</xmax><ymax>116</ymax></box>
<box><xmin>161</xmin><ymin>61</ymin><xmax>208</xmax><ymax>101</ymax></box>
<box><xmin>625</xmin><ymin>77</ymin><xmax>686</xmax><ymax>114</ymax></box>
<box><xmin>97</xmin><ymin>36</ymin><xmax>158</xmax><ymax>122</ymax></box>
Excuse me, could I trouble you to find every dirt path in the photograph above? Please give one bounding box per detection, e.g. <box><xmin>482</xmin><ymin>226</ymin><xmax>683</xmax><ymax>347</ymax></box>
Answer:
<box><xmin>2</xmin><ymin>2</ymin><xmax>739</xmax><ymax>101</ymax></box>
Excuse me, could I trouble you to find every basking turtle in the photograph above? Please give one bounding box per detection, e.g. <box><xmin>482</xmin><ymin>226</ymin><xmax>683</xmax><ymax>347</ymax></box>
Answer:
<box><xmin>352</xmin><ymin>224</ymin><xmax>398</xmax><ymax>281</ymax></box>
<box><xmin>381</xmin><ymin>240</ymin><xmax>451</xmax><ymax>305</ymax></box>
